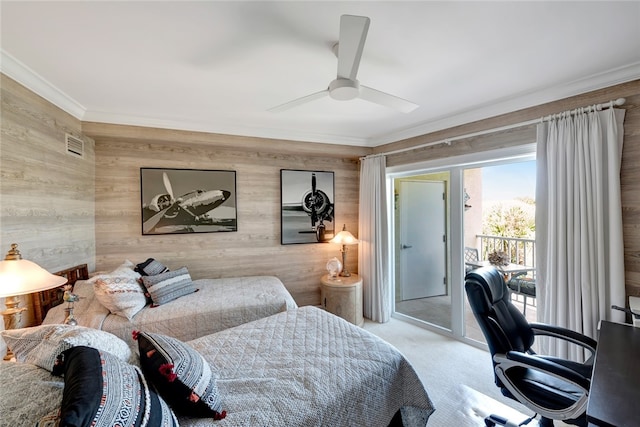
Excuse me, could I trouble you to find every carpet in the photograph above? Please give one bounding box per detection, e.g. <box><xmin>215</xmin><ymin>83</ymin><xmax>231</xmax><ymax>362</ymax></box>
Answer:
<box><xmin>363</xmin><ymin>317</ymin><xmax>571</xmax><ymax>427</ymax></box>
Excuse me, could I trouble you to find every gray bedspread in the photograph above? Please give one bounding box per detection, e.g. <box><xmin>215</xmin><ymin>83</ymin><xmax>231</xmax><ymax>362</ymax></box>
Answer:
<box><xmin>182</xmin><ymin>306</ymin><xmax>435</xmax><ymax>427</ymax></box>
<box><xmin>0</xmin><ymin>361</ymin><xmax>63</xmax><ymax>427</ymax></box>
<box><xmin>44</xmin><ymin>276</ymin><xmax>298</xmax><ymax>345</ymax></box>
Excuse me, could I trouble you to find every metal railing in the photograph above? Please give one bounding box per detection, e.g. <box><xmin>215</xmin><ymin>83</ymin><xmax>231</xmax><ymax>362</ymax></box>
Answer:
<box><xmin>475</xmin><ymin>234</ymin><xmax>536</xmax><ymax>276</ymax></box>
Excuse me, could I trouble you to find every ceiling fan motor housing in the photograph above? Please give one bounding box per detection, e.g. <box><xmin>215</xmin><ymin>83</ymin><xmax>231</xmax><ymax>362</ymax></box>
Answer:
<box><xmin>329</xmin><ymin>78</ymin><xmax>360</xmax><ymax>101</ymax></box>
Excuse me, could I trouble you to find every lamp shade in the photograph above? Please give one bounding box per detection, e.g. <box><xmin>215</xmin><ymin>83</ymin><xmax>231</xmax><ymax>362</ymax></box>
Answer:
<box><xmin>330</xmin><ymin>229</ymin><xmax>359</xmax><ymax>245</ymax></box>
<box><xmin>0</xmin><ymin>245</ymin><xmax>67</xmax><ymax>298</ymax></box>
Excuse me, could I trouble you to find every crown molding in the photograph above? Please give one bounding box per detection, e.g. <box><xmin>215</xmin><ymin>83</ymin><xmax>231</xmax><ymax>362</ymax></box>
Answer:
<box><xmin>80</xmin><ymin>110</ymin><xmax>371</xmax><ymax>147</ymax></box>
<box><xmin>3</xmin><ymin>48</ymin><xmax>638</xmax><ymax>148</ymax></box>
<box><xmin>1</xmin><ymin>50</ymin><xmax>86</xmax><ymax>119</ymax></box>
<box><xmin>371</xmin><ymin>62</ymin><xmax>640</xmax><ymax>146</ymax></box>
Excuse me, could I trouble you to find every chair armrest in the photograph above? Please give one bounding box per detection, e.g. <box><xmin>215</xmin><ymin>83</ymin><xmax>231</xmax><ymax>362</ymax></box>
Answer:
<box><xmin>499</xmin><ymin>351</ymin><xmax>591</xmax><ymax>392</ymax></box>
<box><xmin>530</xmin><ymin>322</ymin><xmax>597</xmax><ymax>354</ymax></box>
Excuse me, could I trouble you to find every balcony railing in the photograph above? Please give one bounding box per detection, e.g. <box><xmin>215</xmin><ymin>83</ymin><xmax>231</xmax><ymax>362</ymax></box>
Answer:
<box><xmin>474</xmin><ymin>234</ymin><xmax>536</xmax><ymax>277</ymax></box>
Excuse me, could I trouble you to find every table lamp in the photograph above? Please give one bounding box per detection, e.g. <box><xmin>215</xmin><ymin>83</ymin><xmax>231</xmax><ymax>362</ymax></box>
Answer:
<box><xmin>0</xmin><ymin>243</ymin><xmax>67</xmax><ymax>359</ymax></box>
<box><xmin>330</xmin><ymin>224</ymin><xmax>359</xmax><ymax>277</ymax></box>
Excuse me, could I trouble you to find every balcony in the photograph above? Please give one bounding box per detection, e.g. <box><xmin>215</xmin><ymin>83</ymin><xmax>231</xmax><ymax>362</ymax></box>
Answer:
<box><xmin>464</xmin><ymin>235</ymin><xmax>537</xmax><ymax>342</ymax></box>
<box><xmin>474</xmin><ymin>234</ymin><xmax>536</xmax><ymax>273</ymax></box>
<box><xmin>395</xmin><ymin>234</ymin><xmax>537</xmax><ymax>344</ymax></box>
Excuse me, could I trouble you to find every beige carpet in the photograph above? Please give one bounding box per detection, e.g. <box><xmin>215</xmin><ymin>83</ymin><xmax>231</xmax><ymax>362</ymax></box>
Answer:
<box><xmin>363</xmin><ymin>317</ymin><xmax>571</xmax><ymax>427</ymax></box>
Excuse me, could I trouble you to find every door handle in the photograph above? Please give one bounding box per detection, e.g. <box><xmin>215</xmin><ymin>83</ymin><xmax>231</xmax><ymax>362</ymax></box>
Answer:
<box><xmin>401</xmin><ymin>244</ymin><xmax>413</xmax><ymax>249</ymax></box>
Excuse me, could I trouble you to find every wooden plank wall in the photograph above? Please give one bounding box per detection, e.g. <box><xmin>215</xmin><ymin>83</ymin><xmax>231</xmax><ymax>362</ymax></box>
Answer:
<box><xmin>3</xmin><ymin>70</ymin><xmax>639</xmax><ymax>328</ymax></box>
<box><xmin>0</xmin><ymin>75</ymin><xmax>96</xmax><ymax>338</ymax></box>
<box><xmin>83</xmin><ymin>122</ymin><xmax>369</xmax><ymax>306</ymax></box>
<box><xmin>376</xmin><ymin>79</ymin><xmax>640</xmax><ymax>303</ymax></box>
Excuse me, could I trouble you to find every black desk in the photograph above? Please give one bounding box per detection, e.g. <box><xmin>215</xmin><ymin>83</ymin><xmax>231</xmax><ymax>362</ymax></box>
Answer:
<box><xmin>587</xmin><ymin>320</ymin><xmax>640</xmax><ymax>426</ymax></box>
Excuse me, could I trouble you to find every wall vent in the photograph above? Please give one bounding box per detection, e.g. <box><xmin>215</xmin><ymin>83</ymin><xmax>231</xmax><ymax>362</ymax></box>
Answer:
<box><xmin>65</xmin><ymin>133</ymin><xmax>84</xmax><ymax>158</ymax></box>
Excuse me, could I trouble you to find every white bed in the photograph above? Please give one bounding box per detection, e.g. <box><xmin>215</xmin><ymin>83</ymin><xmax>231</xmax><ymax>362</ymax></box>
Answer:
<box><xmin>43</xmin><ymin>275</ymin><xmax>298</xmax><ymax>345</ymax></box>
<box><xmin>1</xmin><ymin>306</ymin><xmax>434</xmax><ymax>427</ymax></box>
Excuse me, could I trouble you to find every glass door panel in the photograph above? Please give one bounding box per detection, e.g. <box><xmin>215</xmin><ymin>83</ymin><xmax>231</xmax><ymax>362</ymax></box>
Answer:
<box><xmin>462</xmin><ymin>161</ymin><xmax>536</xmax><ymax>344</ymax></box>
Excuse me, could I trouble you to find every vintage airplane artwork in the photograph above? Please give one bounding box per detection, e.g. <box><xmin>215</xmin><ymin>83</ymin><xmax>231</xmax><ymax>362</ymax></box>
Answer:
<box><xmin>300</xmin><ymin>172</ymin><xmax>334</xmax><ymax>242</ymax></box>
<box><xmin>281</xmin><ymin>170</ymin><xmax>334</xmax><ymax>244</ymax></box>
<box><xmin>141</xmin><ymin>170</ymin><xmax>236</xmax><ymax>234</ymax></box>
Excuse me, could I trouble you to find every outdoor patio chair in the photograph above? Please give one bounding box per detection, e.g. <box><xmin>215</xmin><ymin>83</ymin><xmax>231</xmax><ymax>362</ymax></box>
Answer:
<box><xmin>464</xmin><ymin>247</ymin><xmax>479</xmax><ymax>273</ymax></box>
<box><xmin>507</xmin><ymin>272</ymin><xmax>536</xmax><ymax>315</ymax></box>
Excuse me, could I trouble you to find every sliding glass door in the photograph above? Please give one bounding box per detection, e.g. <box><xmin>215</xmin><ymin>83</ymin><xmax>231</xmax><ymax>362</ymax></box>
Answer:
<box><xmin>389</xmin><ymin>147</ymin><xmax>536</xmax><ymax>345</ymax></box>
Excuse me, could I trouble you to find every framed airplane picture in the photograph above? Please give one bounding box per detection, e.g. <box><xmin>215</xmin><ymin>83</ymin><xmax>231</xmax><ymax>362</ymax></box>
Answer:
<box><xmin>140</xmin><ymin>168</ymin><xmax>237</xmax><ymax>235</ymax></box>
<box><xmin>281</xmin><ymin>169</ymin><xmax>335</xmax><ymax>244</ymax></box>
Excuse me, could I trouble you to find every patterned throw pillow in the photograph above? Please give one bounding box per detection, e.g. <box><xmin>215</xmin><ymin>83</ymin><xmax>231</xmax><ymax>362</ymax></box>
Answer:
<box><xmin>135</xmin><ymin>258</ymin><xmax>170</xmax><ymax>276</ymax></box>
<box><xmin>54</xmin><ymin>346</ymin><xmax>178</xmax><ymax>427</ymax></box>
<box><xmin>92</xmin><ymin>262</ymin><xmax>147</xmax><ymax>320</ymax></box>
<box><xmin>0</xmin><ymin>324</ymin><xmax>131</xmax><ymax>371</ymax></box>
<box><xmin>141</xmin><ymin>267</ymin><xmax>198</xmax><ymax>306</ymax></box>
<box><xmin>135</xmin><ymin>330</ymin><xmax>226</xmax><ymax>419</ymax></box>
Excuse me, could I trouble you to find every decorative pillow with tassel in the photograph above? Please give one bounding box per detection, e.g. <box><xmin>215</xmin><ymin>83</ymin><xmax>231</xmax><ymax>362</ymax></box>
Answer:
<box><xmin>53</xmin><ymin>346</ymin><xmax>178</xmax><ymax>427</ymax></box>
<box><xmin>134</xmin><ymin>330</ymin><xmax>226</xmax><ymax>420</ymax></box>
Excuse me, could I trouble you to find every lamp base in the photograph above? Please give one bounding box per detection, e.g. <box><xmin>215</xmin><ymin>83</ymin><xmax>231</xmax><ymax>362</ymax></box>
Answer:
<box><xmin>2</xmin><ymin>295</ymin><xmax>26</xmax><ymax>360</ymax></box>
<box><xmin>339</xmin><ymin>245</ymin><xmax>351</xmax><ymax>277</ymax></box>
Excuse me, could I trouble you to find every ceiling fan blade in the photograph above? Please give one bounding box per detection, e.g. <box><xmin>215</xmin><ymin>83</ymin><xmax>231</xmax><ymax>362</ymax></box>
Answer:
<box><xmin>337</xmin><ymin>15</ymin><xmax>370</xmax><ymax>80</ymax></box>
<box><xmin>268</xmin><ymin>89</ymin><xmax>329</xmax><ymax>112</ymax></box>
<box><xmin>359</xmin><ymin>85</ymin><xmax>419</xmax><ymax>113</ymax></box>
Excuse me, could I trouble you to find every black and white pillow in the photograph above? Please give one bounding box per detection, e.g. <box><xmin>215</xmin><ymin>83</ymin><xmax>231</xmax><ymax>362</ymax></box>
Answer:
<box><xmin>92</xmin><ymin>261</ymin><xmax>147</xmax><ymax>320</ymax></box>
<box><xmin>135</xmin><ymin>330</ymin><xmax>226</xmax><ymax>419</ymax></box>
<box><xmin>0</xmin><ymin>324</ymin><xmax>131</xmax><ymax>371</ymax></box>
<box><xmin>135</xmin><ymin>258</ymin><xmax>170</xmax><ymax>276</ymax></box>
<box><xmin>54</xmin><ymin>346</ymin><xmax>178</xmax><ymax>427</ymax></box>
<box><xmin>141</xmin><ymin>267</ymin><xmax>198</xmax><ymax>306</ymax></box>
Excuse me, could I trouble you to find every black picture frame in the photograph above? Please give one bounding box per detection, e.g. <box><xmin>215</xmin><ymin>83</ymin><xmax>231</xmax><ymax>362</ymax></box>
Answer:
<box><xmin>281</xmin><ymin>169</ymin><xmax>335</xmax><ymax>244</ymax></box>
<box><xmin>140</xmin><ymin>168</ymin><xmax>237</xmax><ymax>235</ymax></box>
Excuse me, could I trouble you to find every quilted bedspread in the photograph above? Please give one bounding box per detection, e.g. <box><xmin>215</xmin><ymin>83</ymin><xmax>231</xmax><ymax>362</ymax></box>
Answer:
<box><xmin>44</xmin><ymin>276</ymin><xmax>298</xmax><ymax>344</ymax></box>
<box><xmin>181</xmin><ymin>306</ymin><xmax>435</xmax><ymax>427</ymax></box>
<box><xmin>0</xmin><ymin>361</ymin><xmax>63</xmax><ymax>426</ymax></box>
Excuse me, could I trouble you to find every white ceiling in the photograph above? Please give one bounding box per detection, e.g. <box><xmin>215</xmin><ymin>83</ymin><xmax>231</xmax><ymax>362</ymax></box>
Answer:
<box><xmin>2</xmin><ymin>1</ymin><xmax>639</xmax><ymax>147</ymax></box>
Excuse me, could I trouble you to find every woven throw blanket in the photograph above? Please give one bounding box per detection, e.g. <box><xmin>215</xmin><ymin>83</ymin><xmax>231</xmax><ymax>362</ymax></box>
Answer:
<box><xmin>181</xmin><ymin>306</ymin><xmax>435</xmax><ymax>427</ymax></box>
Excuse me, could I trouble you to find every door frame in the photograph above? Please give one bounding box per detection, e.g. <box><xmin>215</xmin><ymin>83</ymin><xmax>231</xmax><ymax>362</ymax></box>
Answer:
<box><xmin>387</xmin><ymin>144</ymin><xmax>536</xmax><ymax>345</ymax></box>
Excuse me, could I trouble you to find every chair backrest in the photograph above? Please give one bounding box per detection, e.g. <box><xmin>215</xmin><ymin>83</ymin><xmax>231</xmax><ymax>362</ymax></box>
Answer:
<box><xmin>465</xmin><ymin>266</ymin><xmax>535</xmax><ymax>382</ymax></box>
<box><xmin>464</xmin><ymin>247</ymin><xmax>479</xmax><ymax>263</ymax></box>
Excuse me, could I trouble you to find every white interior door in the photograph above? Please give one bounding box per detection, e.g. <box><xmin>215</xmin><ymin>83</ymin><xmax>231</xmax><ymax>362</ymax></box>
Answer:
<box><xmin>399</xmin><ymin>180</ymin><xmax>447</xmax><ymax>300</ymax></box>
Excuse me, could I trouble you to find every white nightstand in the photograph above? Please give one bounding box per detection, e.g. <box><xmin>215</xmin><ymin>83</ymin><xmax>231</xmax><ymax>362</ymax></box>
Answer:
<box><xmin>320</xmin><ymin>274</ymin><xmax>364</xmax><ymax>327</ymax></box>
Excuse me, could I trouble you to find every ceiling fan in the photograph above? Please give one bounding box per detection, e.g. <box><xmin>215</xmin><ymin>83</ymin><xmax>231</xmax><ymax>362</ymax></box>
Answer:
<box><xmin>269</xmin><ymin>14</ymin><xmax>419</xmax><ymax>114</ymax></box>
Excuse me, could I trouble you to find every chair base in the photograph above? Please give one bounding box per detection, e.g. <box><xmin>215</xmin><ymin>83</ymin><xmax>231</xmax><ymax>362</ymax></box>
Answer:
<box><xmin>484</xmin><ymin>414</ymin><xmax>540</xmax><ymax>427</ymax></box>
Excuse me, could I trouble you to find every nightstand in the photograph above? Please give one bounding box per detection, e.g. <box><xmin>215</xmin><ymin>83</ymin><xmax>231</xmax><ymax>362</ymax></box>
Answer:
<box><xmin>320</xmin><ymin>274</ymin><xmax>364</xmax><ymax>327</ymax></box>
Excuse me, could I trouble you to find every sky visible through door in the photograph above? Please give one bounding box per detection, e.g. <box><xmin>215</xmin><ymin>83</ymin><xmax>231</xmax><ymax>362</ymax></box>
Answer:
<box><xmin>482</xmin><ymin>161</ymin><xmax>536</xmax><ymax>204</ymax></box>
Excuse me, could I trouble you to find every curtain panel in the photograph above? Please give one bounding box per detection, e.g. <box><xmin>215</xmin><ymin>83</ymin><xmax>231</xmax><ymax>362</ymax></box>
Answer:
<box><xmin>536</xmin><ymin>107</ymin><xmax>626</xmax><ymax>360</ymax></box>
<box><xmin>358</xmin><ymin>155</ymin><xmax>391</xmax><ymax>322</ymax></box>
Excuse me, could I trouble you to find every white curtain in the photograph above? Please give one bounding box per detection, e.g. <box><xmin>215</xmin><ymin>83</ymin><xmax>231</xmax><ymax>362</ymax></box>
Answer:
<box><xmin>359</xmin><ymin>155</ymin><xmax>391</xmax><ymax>322</ymax></box>
<box><xmin>536</xmin><ymin>107</ymin><xmax>626</xmax><ymax>360</ymax></box>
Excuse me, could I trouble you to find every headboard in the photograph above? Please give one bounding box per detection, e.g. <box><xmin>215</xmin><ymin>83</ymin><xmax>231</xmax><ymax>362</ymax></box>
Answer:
<box><xmin>33</xmin><ymin>264</ymin><xmax>89</xmax><ymax>325</ymax></box>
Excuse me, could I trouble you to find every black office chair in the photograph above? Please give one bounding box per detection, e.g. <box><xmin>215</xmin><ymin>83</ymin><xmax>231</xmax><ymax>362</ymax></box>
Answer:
<box><xmin>465</xmin><ymin>266</ymin><xmax>597</xmax><ymax>427</ymax></box>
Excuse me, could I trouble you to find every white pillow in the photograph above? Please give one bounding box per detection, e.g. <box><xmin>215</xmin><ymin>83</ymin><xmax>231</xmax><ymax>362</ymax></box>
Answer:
<box><xmin>92</xmin><ymin>260</ymin><xmax>147</xmax><ymax>320</ymax></box>
<box><xmin>0</xmin><ymin>324</ymin><xmax>131</xmax><ymax>371</ymax></box>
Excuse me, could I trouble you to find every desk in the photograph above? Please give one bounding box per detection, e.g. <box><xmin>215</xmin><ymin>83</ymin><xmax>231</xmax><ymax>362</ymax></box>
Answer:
<box><xmin>587</xmin><ymin>320</ymin><xmax>640</xmax><ymax>426</ymax></box>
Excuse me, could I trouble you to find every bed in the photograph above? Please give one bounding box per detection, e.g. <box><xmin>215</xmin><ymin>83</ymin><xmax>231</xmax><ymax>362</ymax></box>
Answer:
<box><xmin>0</xmin><ymin>306</ymin><xmax>434</xmax><ymax>427</ymax></box>
<box><xmin>38</xmin><ymin>263</ymin><xmax>298</xmax><ymax>345</ymax></box>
